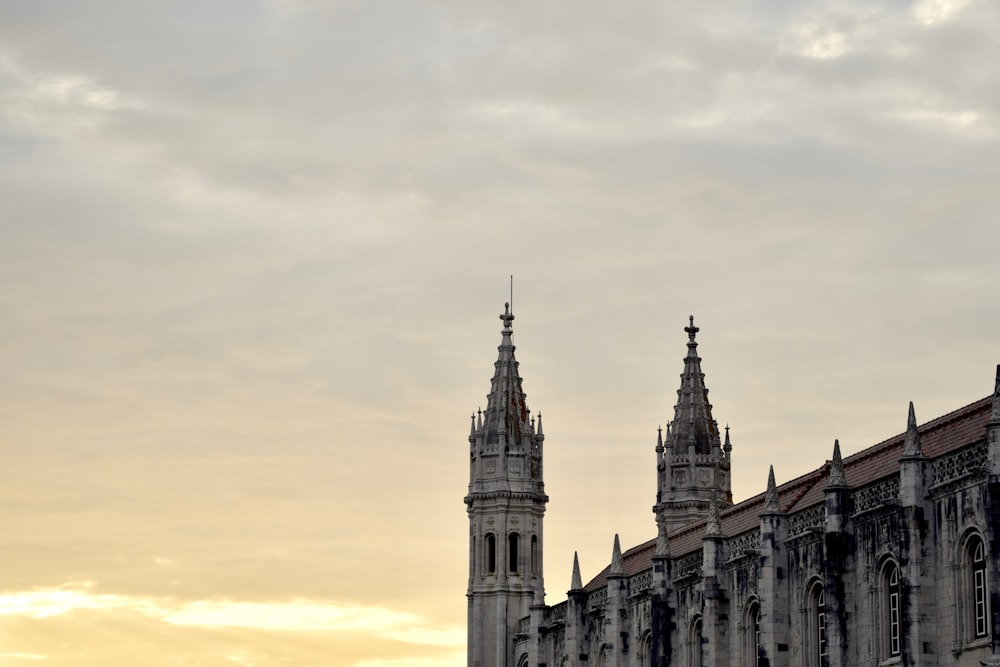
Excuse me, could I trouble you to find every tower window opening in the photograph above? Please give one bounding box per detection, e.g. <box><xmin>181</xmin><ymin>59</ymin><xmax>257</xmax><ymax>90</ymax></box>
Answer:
<box><xmin>485</xmin><ymin>533</ymin><xmax>496</xmax><ymax>574</ymax></box>
<box><xmin>509</xmin><ymin>533</ymin><xmax>520</xmax><ymax>573</ymax></box>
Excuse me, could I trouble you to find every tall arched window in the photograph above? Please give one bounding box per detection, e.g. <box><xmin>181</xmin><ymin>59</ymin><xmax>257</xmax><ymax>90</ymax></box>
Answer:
<box><xmin>508</xmin><ymin>533</ymin><xmax>520</xmax><ymax>573</ymax></box>
<box><xmin>805</xmin><ymin>582</ymin><xmax>826</xmax><ymax>667</ymax></box>
<box><xmin>639</xmin><ymin>630</ymin><xmax>652</xmax><ymax>667</ymax></box>
<box><xmin>485</xmin><ymin>533</ymin><xmax>496</xmax><ymax>574</ymax></box>
<box><xmin>745</xmin><ymin>599</ymin><xmax>760</xmax><ymax>667</ymax></box>
<box><xmin>967</xmin><ymin>534</ymin><xmax>990</xmax><ymax>640</ymax></box>
<box><xmin>882</xmin><ymin>560</ymin><xmax>902</xmax><ymax>659</ymax></box>
<box><xmin>689</xmin><ymin>616</ymin><xmax>704</xmax><ymax>667</ymax></box>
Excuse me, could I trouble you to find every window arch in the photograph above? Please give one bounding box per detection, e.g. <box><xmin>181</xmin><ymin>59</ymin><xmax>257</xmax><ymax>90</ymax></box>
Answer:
<box><xmin>964</xmin><ymin>533</ymin><xmax>990</xmax><ymax>641</ymax></box>
<box><xmin>508</xmin><ymin>533</ymin><xmax>520</xmax><ymax>573</ymax></box>
<box><xmin>689</xmin><ymin>615</ymin><xmax>704</xmax><ymax>667</ymax></box>
<box><xmin>485</xmin><ymin>533</ymin><xmax>496</xmax><ymax>574</ymax></box>
<box><xmin>744</xmin><ymin>598</ymin><xmax>760</xmax><ymax>667</ymax></box>
<box><xmin>804</xmin><ymin>581</ymin><xmax>826</xmax><ymax>667</ymax></box>
<box><xmin>638</xmin><ymin>630</ymin><xmax>653</xmax><ymax>667</ymax></box>
<box><xmin>881</xmin><ymin>559</ymin><xmax>902</xmax><ymax>659</ymax></box>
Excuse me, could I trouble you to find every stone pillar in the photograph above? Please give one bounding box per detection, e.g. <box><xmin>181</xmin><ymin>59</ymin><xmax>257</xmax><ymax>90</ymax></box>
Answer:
<box><xmin>651</xmin><ymin>522</ymin><xmax>673</xmax><ymax>667</ymax></box>
<box><xmin>758</xmin><ymin>466</ymin><xmax>789</xmax><ymax>667</ymax></box>
<box><xmin>702</xmin><ymin>499</ymin><xmax>729</xmax><ymax>667</ymax></box>
<box><xmin>606</xmin><ymin>535</ymin><xmax>628</xmax><ymax>667</ymax></box>
<box><xmin>823</xmin><ymin>440</ymin><xmax>852</xmax><ymax>667</ymax></box>
<box><xmin>898</xmin><ymin>403</ymin><xmax>933</xmax><ymax>667</ymax></box>
<box><xmin>565</xmin><ymin>552</ymin><xmax>588</xmax><ymax>665</ymax></box>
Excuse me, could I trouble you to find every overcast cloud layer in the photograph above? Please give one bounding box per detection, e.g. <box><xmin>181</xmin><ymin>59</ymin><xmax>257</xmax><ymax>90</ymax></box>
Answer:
<box><xmin>1</xmin><ymin>1</ymin><xmax>998</xmax><ymax>665</ymax></box>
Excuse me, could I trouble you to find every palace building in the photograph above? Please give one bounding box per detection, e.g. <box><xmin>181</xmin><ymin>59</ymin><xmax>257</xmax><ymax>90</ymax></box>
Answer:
<box><xmin>465</xmin><ymin>304</ymin><xmax>1000</xmax><ymax>666</ymax></box>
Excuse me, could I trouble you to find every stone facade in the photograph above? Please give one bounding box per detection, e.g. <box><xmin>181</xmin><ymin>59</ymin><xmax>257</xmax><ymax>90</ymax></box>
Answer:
<box><xmin>467</xmin><ymin>306</ymin><xmax>1000</xmax><ymax>666</ymax></box>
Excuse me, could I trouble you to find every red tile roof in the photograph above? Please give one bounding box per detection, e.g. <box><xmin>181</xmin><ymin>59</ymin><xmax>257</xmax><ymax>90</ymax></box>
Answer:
<box><xmin>583</xmin><ymin>396</ymin><xmax>993</xmax><ymax>592</ymax></box>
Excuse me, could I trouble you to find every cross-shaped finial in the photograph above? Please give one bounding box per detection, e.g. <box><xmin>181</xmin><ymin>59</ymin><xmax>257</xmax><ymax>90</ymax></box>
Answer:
<box><xmin>685</xmin><ymin>314</ymin><xmax>699</xmax><ymax>340</ymax></box>
<box><xmin>500</xmin><ymin>302</ymin><xmax>515</xmax><ymax>330</ymax></box>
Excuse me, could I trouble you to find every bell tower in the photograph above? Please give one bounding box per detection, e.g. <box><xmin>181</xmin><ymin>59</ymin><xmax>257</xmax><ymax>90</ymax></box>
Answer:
<box><xmin>465</xmin><ymin>304</ymin><xmax>547</xmax><ymax>667</ymax></box>
<box><xmin>654</xmin><ymin>316</ymin><xmax>733</xmax><ymax>534</ymax></box>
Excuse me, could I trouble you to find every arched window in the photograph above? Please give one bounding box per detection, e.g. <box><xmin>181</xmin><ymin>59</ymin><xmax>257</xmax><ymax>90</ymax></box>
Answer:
<box><xmin>508</xmin><ymin>533</ymin><xmax>520</xmax><ymax>573</ymax></box>
<box><xmin>882</xmin><ymin>560</ymin><xmax>901</xmax><ymax>659</ymax></box>
<box><xmin>689</xmin><ymin>616</ymin><xmax>704</xmax><ymax>667</ymax></box>
<box><xmin>639</xmin><ymin>630</ymin><xmax>652</xmax><ymax>667</ymax></box>
<box><xmin>531</xmin><ymin>535</ymin><xmax>538</xmax><ymax>576</ymax></box>
<box><xmin>745</xmin><ymin>599</ymin><xmax>760</xmax><ymax>667</ymax></box>
<box><xmin>485</xmin><ymin>533</ymin><xmax>496</xmax><ymax>574</ymax></box>
<box><xmin>805</xmin><ymin>582</ymin><xmax>826</xmax><ymax>667</ymax></box>
<box><xmin>967</xmin><ymin>534</ymin><xmax>990</xmax><ymax>640</ymax></box>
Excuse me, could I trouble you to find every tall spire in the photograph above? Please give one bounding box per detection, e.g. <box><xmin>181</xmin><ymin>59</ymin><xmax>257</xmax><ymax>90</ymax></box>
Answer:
<box><xmin>901</xmin><ymin>401</ymin><xmax>923</xmax><ymax>458</ymax></box>
<box><xmin>480</xmin><ymin>302</ymin><xmax>531</xmax><ymax>447</ymax></box>
<box><xmin>666</xmin><ymin>315</ymin><xmax>720</xmax><ymax>455</ymax></box>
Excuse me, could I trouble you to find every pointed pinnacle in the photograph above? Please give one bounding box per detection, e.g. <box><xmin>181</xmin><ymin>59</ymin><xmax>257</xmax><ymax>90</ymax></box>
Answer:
<box><xmin>827</xmin><ymin>439</ymin><xmax>847</xmax><ymax>487</ymax></box>
<box><xmin>902</xmin><ymin>401</ymin><xmax>923</xmax><ymax>457</ymax></box>
<box><xmin>656</xmin><ymin>426</ymin><xmax>664</xmax><ymax>453</ymax></box>
<box><xmin>571</xmin><ymin>551</ymin><xmax>583</xmax><ymax>590</ymax></box>
<box><xmin>764</xmin><ymin>465</ymin><xmax>780</xmax><ymax>513</ymax></box>
<box><xmin>724</xmin><ymin>424</ymin><xmax>732</xmax><ymax>451</ymax></box>
<box><xmin>536</xmin><ymin>412</ymin><xmax>543</xmax><ymax>437</ymax></box>
<box><xmin>470</xmin><ymin>413</ymin><xmax>477</xmax><ymax>437</ymax></box>
<box><xmin>991</xmin><ymin>364</ymin><xmax>1000</xmax><ymax>423</ymax></box>
<box><xmin>655</xmin><ymin>521</ymin><xmax>670</xmax><ymax>557</ymax></box>
<box><xmin>706</xmin><ymin>491</ymin><xmax>721</xmax><ymax>536</ymax></box>
<box><xmin>610</xmin><ymin>534</ymin><xmax>624</xmax><ymax>575</ymax></box>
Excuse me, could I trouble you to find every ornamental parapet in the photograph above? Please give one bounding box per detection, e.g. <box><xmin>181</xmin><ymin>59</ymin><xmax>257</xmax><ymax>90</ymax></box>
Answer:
<box><xmin>673</xmin><ymin>550</ymin><xmax>703</xmax><ymax>580</ymax></box>
<box><xmin>931</xmin><ymin>441</ymin><xmax>987</xmax><ymax>490</ymax></box>
<box><xmin>852</xmin><ymin>477</ymin><xmax>900</xmax><ymax>516</ymax></box>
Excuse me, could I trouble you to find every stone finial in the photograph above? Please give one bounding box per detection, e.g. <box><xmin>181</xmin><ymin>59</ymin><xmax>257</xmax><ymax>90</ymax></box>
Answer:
<box><xmin>470</xmin><ymin>413</ymin><xmax>477</xmax><ymax>437</ymax></box>
<box><xmin>991</xmin><ymin>364</ymin><xmax>1000</xmax><ymax>423</ymax></box>
<box><xmin>827</xmin><ymin>439</ymin><xmax>847</xmax><ymax>487</ymax></box>
<box><xmin>656</xmin><ymin>426</ymin><xmax>664</xmax><ymax>454</ymax></box>
<box><xmin>536</xmin><ymin>412</ymin><xmax>543</xmax><ymax>437</ymax></box>
<box><xmin>723</xmin><ymin>424</ymin><xmax>732</xmax><ymax>453</ymax></box>
<box><xmin>685</xmin><ymin>314</ymin><xmax>699</xmax><ymax>341</ymax></box>
<box><xmin>500</xmin><ymin>302</ymin><xmax>514</xmax><ymax>332</ymax></box>
<box><xmin>571</xmin><ymin>551</ymin><xmax>583</xmax><ymax>590</ymax></box>
<box><xmin>902</xmin><ymin>401</ymin><xmax>923</xmax><ymax>457</ymax></box>
<box><xmin>706</xmin><ymin>491</ymin><xmax>721</xmax><ymax>536</ymax></box>
<box><xmin>610</xmin><ymin>534</ymin><xmax>624</xmax><ymax>576</ymax></box>
<box><xmin>764</xmin><ymin>465</ymin><xmax>781</xmax><ymax>513</ymax></box>
<box><xmin>655</xmin><ymin>521</ymin><xmax>670</xmax><ymax>557</ymax></box>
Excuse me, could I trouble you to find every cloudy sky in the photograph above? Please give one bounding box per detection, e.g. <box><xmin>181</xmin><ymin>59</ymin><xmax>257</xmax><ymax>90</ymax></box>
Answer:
<box><xmin>1</xmin><ymin>0</ymin><xmax>998</xmax><ymax>665</ymax></box>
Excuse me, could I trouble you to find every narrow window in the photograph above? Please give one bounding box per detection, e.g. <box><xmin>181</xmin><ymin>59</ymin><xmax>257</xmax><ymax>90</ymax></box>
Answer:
<box><xmin>884</xmin><ymin>562</ymin><xmax>901</xmax><ymax>658</ymax></box>
<box><xmin>690</xmin><ymin>617</ymin><xmax>703</xmax><ymax>667</ymax></box>
<box><xmin>805</xmin><ymin>583</ymin><xmax>825</xmax><ymax>667</ymax></box>
<box><xmin>508</xmin><ymin>533</ymin><xmax>520</xmax><ymax>573</ymax></box>
<box><xmin>745</xmin><ymin>600</ymin><xmax>760</xmax><ymax>667</ymax></box>
<box><xmin>485</xmin><ymin>533</ymin><xmax>496</xmax><ymax>574</ymax></box>
<box><xmin>972</xmin><ymin>537</ymin><xmax>989</xmax><ymax>638</ymax></box>
<box><xmin>818</xmin><ymin>589</ymin><xmax>828</xmax><ymax>661</ymax></box>
<box><xmin>531</xmin><ymin>535</ymin><xmax>538</xmax><ymax>576</ymax></box>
